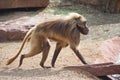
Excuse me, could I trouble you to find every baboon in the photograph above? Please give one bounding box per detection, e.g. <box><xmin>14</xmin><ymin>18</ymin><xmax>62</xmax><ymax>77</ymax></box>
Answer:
<box><xmin>6</xmin><ymin>12</ymin><xmax>89</xmax><ymax>68</ymax></box>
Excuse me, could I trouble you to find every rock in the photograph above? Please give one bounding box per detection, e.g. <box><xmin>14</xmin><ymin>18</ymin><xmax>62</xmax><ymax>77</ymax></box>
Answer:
<box><xmin>7</xmin><ymin>26</ymin><xmax>26</xmax><ymax>41</ymax></box>
<box><xmin>0</xmin><ymin>23</ymin><xmax>34</xmax><ymax>42</ymax></box>
<box><xmin>0</xmin><ymin>14</ymin><xmax>47</xmax><ymax>42</ymax></box>
<box><xmin>0</xmin><ymin>0</ymin><xmax>49</xmax><ymax>9</ymax></box>
<box><xmin>0</xmin><ymin>28</ymin><xmax>7</xmax><ymax>42</ymax></box>
<box><xmin>0</xmin><ymin>12</ymin><xmax>58</xmax><ymax>42</ymax></box>
<box><xmin>0</xmin><ymin>11</ymin><xmax>62</xmax><ymax>42</ymax></box>
<box><xmin>100</xmin><ymin>37</ymin><xmax>120</xmax><ymax>62</ymax></box>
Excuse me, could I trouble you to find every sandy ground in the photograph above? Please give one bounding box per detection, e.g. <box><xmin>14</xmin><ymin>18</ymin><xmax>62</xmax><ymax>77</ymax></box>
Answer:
<box><xmin>0</xmin><ymin>40</ymin><xmax>101</xmax><ymax>80</ymax></box>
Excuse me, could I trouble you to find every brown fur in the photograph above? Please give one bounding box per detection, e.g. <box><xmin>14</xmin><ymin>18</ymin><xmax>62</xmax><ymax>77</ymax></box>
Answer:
<box><xmin>6</xmin><ymin>12</ymin><xmax>89</xmax><ymax>68</ymax></box>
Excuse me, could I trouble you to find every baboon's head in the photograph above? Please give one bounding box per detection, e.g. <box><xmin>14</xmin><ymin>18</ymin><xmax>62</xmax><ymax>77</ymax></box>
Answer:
<box><xmin>69</xmin><ymin>13</ymin><xmax>89</xmax><ymax>35</ymax></box>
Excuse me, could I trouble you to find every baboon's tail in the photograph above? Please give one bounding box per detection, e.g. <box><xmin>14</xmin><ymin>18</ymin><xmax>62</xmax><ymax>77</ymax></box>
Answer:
<box><xmin>6</xmin><ymin>27</ymin><xmax>35</xmax><ymax>65</ymax></box>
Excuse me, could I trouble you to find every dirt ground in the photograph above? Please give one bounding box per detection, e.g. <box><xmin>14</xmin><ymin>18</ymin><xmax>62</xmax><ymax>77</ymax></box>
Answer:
<box><xmin>0</xmin><ymin>40</ymin><xmax>101</xmax><ymax>80</ymax></box>
<box><xmin>0</xmin><ymin>1</ymin><xmax>120</xmax><ymax>80</ymax></box>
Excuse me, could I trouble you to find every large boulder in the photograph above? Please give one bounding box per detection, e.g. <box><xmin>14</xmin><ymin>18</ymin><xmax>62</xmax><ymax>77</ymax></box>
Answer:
<box><xmin>100</xmin><ymin>37</ymin><xmax>120</xmax><ymax>62</ymax></box>
<box><xmin>0</xmin><ymin>16</ymin><xmax>41</xmax><ymax>41</ymax></box>
<box><xmin>0</xmin><ymin>23</ymin><xmax>33</xmax><ymax>41</ymax></box>
<box><xmin>0</xmin><ymin>13</ymin><xmax>61</xmax><ymax>42</ymax></box>
<box><xmin>0</xmin><ymin>0</ymin><xmax>49</xmax><ymax>9</ymax></box>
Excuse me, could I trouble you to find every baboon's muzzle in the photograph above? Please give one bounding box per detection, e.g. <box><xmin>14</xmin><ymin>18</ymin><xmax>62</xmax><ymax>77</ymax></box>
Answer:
<box><xmin>77</xmin><ymin>24</ymin><xmax>89</xmax><ymax>35</ymax></box>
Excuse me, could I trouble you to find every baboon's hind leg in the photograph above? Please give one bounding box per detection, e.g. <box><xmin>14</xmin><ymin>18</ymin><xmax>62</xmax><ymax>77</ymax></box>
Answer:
<box><xmin>19</xmin><ymin>48</ymin><xmax>42</xmax><ymax>67</ymax></box>
<box><xmin>19</xmin><ymin>35</ymin><xmax>43</xmax><ymax>67</ymax></box>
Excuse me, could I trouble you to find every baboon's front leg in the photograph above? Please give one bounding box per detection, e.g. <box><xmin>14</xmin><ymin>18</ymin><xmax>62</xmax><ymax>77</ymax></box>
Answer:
<box><xmin>40</xmin><ymin>41</ymin><xmax>50</xmax><ymax>68</ymax></box>
<box><xmin>71</xmin><ymin>47</ymin><xmax>87</xmax><ymax>64</ymax></box>
<box><xmin>51</xmin><ymin>43</ymin><xmax>62</xmax><ymax>67</ymax></box>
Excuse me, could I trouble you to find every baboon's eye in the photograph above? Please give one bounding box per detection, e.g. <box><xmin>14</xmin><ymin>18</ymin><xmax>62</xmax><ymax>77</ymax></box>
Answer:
<box><xmin>75</xmin><ymin>17</ymin><xmax>80</xmax><ymax>21</ymax></box>
<box><xmin>83</xmin><ymin>21</ymin><xmax>86</xmax><ymax>24</ymax></box>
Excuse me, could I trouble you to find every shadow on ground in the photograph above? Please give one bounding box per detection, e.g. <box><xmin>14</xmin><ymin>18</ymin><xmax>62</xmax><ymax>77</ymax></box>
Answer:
<box><xmin>0</xmin><ymin>8</ymin><xmax>44</xmax><ymax>22</ymax></box>
<box><xmin>0</xmin><ymin>66</ymin><xmax>93</xmax><ymax>78</ymax></box>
